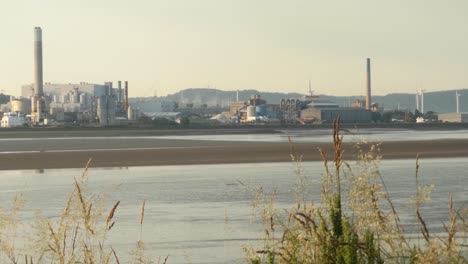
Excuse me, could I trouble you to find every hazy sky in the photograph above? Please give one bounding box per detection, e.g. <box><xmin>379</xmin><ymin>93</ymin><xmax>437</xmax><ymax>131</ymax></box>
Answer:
<box><xmin>0</xmin><ymin>0</ymin><xmax>467</xmax><ymax>97</ymax></box>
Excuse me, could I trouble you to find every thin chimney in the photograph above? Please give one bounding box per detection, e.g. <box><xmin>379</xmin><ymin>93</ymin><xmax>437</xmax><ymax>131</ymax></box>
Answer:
<box><xmin>366</xmin><ymin>58</ymin><xmax>371</xmax><ymax>110</ymax></box>
<box><xmin>124</xmin><ymin>81</ymin><xmax>129</xmax><ymax>111</ymax></box>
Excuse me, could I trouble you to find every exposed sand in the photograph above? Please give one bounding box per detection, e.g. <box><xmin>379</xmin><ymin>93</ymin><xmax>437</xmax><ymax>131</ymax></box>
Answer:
<box><xmin>1</xmin><ymin>138</ymin><xmax>467</xmax><ymax>170</ymax></box>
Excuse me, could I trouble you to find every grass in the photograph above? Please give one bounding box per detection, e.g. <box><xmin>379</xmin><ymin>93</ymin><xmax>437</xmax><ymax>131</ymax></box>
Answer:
<box><xmin>0</xmin><ymin>158</ymin><xmax>167</xmax><ymax>264</ymax></box>
<box><xmin>246</xmin><ymin>118</ymin><xmax>467</xmax><ymax>264</ymax></box>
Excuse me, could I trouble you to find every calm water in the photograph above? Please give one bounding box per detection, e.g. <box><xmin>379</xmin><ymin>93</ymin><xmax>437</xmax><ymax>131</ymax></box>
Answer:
<box><xmin>0</xmin><ymin>159</ymin><xmax>466</xmax><ymax>263</ymax></box>
<box><xmin>155</xmin><ymin>129</ymin><xmax>468</xmax><ymax>143</ymax></box>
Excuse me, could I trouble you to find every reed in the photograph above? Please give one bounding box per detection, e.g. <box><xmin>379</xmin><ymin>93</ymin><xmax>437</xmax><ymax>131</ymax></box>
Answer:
<box><xmin>0</xmin><ymin>158</ymin><xmax>159</xmax><ymax>264</ymax></box>
<box><xmin>247</xmin><ymin>118</ymin><xmax>467</xmax><ymax>264</ymax></box>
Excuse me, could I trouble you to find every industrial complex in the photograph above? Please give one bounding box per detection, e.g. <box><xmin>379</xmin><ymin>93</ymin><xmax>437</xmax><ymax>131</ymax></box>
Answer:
<box><xmin>0</xmin><ymin>27</ymin><xmax>466</xmax><ymax>128</ymax></box>
<box><xmin>1</xmin><ymin>27</ymin><xmax>141</xmax><ymax>127</ymax></box>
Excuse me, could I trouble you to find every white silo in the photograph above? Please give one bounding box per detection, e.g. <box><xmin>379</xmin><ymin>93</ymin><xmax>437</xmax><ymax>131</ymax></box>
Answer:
<box><xmin>80</xmin><ymin>93</ymin><xmax>87</xmax><ymax>106</ymax></box>
<box><xmin>127</xmin><ymin>105</ymin><xmax>134</xmax><ymax>120</ymax></box>
<box><xmin>247</xmin><ymin>105</ymin><xmax>256</xmax><ymax>121</ymax></box>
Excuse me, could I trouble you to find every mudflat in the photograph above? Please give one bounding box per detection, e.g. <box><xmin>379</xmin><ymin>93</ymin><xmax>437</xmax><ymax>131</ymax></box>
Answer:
<box><xmin>0</xmin><ymin>137</ymin><xmax>467</xmax><ymax>170</ymax></box>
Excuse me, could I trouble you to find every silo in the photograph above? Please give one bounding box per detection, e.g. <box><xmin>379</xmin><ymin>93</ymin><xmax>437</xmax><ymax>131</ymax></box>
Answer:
<box><xmin>68</xmin><ymin>91</ymin><xmax>74</xmax><ymax>103</ymax></box>
<box><xmin>12</xmin><ymin>99</ymin><xmax>32</xmax><ymax>114</ymax></box>
<box><xmin>73</xmin><ymin>88</ymin><xmax>79</xmax><ymax>103</ymax></box>
<box><xmin>80</xmin><ymin>93</ymin><xmax>87</xmax><ymax>106</ymax></box>
<box><xmin>127</xmin><ymin>106</ymin><xmax>134</xmax><ymax>120</ymax></box>
<box><xmin>247</xmin><ymin>106</ymin><xmax>256</xmax><ymax>119</ymax></box>
<box><xmin>96</xmin><ymin>96</ymin><xmax>107</xmax><ymax>125</ymax></box>
<box><xmin>61</xmin><ymin>94</ymin><xmax>67</xmax><ymax>103</ymax></box>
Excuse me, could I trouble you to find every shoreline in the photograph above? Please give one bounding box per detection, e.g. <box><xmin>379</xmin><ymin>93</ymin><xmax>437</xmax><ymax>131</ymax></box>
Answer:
<box><xmin>1</xmin><ymin>139</ymin><xmax>467</xmax><ymax>170</ymax></box>
<box><xmin>1</xmin><ymin>123</ymin><xmax>468</xmax><ymax>138</ymax></box>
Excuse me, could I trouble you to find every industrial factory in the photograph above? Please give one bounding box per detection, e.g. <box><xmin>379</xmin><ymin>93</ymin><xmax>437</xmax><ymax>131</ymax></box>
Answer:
<box><xmin>4</xmin><ymin>27</ymin><xmax>461</xmax><ymax>128</ymax></box>
<box><xmin>1</xmin><ymin>27</ymin><xmax>140</xmax><ymax>127</ymax></box>
<box><xmin>227</xmin><ymin>91</ymin><xmax>372</xmax><ymax>124</ymax></box>
<box><xmin>226</xmin><ymin>59</ymin><xmax>375</xmax><ymax>124</ymax></box>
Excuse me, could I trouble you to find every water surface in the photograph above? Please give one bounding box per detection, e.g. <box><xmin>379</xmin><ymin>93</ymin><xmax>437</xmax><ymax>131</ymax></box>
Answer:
<box><xmin>0</xmin><ymin>158</ymin><xmax>466</xmax><ymax>263</ymax></box>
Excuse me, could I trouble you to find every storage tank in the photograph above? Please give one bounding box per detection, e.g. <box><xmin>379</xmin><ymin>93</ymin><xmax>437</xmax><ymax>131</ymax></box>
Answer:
<box><xmin>61</xmin><ymin>94</ymin><xmax>67</xmax><ymax>103</ymax></box>
<box><xmin>96</xmin><ymin>96</ymin><xmax>107</xmax><ymax>125</ymax></box>
<box><xmin>256</xmin><ymin>104</ymin><xmax>267</xmax><ymax>116</ymax></box>
<box><xmin>79</xmin><ymin>93</ymin><xmax>87</xmax><ymax>105</ymax></box>
<box><xmin>11</xmin><ymin>98</ymin><xmax>32</xmax><ymax>114</ymax></box>
<box><xmin>127</xmin><ymin>106</ymin><xmax>134</xmax><ymax>120</ymax></box>
<box><xmin>247</xmin><ymin>106</ymin><xmax>256</xmax><ymax>119</ymax></box>
<box><xmin>73</xmin><ymin>88</ymin><xmax>79</xmax><ymax>103</ymax></box>
<box><xmin>50</xmin><ymin>107</ymin><xmax>65</xmax><ymax>121</ymax></box>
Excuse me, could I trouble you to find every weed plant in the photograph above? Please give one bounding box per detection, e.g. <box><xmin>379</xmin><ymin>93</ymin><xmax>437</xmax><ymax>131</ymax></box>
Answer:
<box><xmin>0</xmin><ymin>159</ymin><xmax>167</xmax><ymax>264</ymax></box>
<box><xmin>246</xmin><ymin>118</ymin><xmax>467</xmax><ymax>264</ymax></box>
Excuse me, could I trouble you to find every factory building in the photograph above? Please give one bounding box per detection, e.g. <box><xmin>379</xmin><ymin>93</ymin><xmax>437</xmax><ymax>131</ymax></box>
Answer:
<box><xmin>11</xmin><ymin>98</ymin><xmax>31</xmax><ymax>115</ymax></box>
<box><xmin>22</xmin><ymin>83</ymin><xmax>112</xmax><ymax>101</ymax></box>
<box><xmin>31</xmin><ymin>27</ymin><xmax>48</xmax><ymax>123</ymax></box>
<box><xmin>20</xmin><ymin>81</ymin><xmax>129</xmax><ymax>125</ymax></box>
<box><xmin>229</xmin><ymin>94</ymin><xmax>278</xmax><ymax>122</ymax></box>
<box><xmin>438</xmin><ymin>113</ymin><xmax>468</xmax><ymax>123</ymax></box>
<box><xmin>130</xmin><ymin>100</ymin><xmax>176</xmax><ymax>113</ymax></box>
<box><xmin>0</xmin><ymin>27</ymin><xmax>140</xmax><ymax>126</ymax></box>
<box><xmin>280</xmin><ymin>91</ymin><xmax>339</xmax><ymax>121</ymax></box>
<box><xmin>1</xmin><ymin>112</ymin><xmax>26</xmax><ymax>127</ymax></box>
<box><xmin>300</xmin><ymin>107</ymin><xmax>372</xmax><ymax>123</ymax></box>
<box><xmin>230</xmin><ymin>102</ymin><xmax>246</xmax><ymax>116</ymax></box>
<box><xmin>143</xmin><ymin>112</ymin><xmax>181</xmax><ymax>121</ymax></box>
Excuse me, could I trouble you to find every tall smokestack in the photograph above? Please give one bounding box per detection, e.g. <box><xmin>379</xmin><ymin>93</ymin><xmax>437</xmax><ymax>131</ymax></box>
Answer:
<box><xmin>456</xmin><ymin>91</ymin><xmax>461</xmax><ymax>113</ymax></box>
<box><xmin>34</xmin><ymin>27</ymin><xmax>43</xmax><ymax>96</ymax></box>
<box><xmin>421</xmin><ymin>89</ymin><xmax>425</xmax><ymax>114</ymax></box>
<box><xmin>416</xmin><ymin>91</ymin><xmax>420</xmax><ymax>112</ymax></box>
<box><xmin>124</xmin><ymin>81</ymin><xmax>129</xmax><ymax>111</ymax></box>
<box><xmin>366</xmin><ymin>58</ymin><xmax>371</xmax><ymax>110</ymax></box>
<box><xmin>118</xmin><ymin>81</ymin><xmax>122</xmax><ymax>103</ymax></box>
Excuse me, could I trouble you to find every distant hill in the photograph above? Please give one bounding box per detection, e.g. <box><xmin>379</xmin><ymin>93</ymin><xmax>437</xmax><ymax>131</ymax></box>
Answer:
<box><xmin>135</xmin><ymin>88</ymin><xmax>468</xmax><ymax>113</ymax></box>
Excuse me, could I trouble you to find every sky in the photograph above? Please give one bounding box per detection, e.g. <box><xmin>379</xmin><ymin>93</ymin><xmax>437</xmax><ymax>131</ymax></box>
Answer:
<box><xmin>0</xmin><ymin>0</ymin><xmax>467</xmax><ymax>97</ymax></box>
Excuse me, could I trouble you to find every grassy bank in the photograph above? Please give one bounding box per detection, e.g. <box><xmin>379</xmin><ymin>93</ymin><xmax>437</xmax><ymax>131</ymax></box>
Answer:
<box><xmin>0</xmin><ymin>119</ymin><xmax>466</xmax><ymax>263</ymax></box>
<box><xmin>245</xmin><ymin>120</ymin><xmax>467</xmax><ymax>263</ymax></box>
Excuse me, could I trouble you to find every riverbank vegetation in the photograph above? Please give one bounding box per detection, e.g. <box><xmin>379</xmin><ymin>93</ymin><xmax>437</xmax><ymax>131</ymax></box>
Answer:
<box><xmin>0</xmin><ymin>119</ymin><xmax>466</xmax><ymax>263</ymax></box>
<box><xmin>246</xmin><ymin>119</ymin><xmax>467</xmax><ymax>263</ymax></box>
<box><xmin>0</xmin><ymin>159</ymin><xmax>166</xmax><ymax>264</ymax></box>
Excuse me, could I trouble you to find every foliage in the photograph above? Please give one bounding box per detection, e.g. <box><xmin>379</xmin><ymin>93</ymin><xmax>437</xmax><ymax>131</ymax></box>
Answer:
<box><xmin>247</xmin><ymin>118</ymin><xmax>467</xmax><ymax>264</ymax></box>
<box><xmin>0</xmin><ymin>159</ymin><xmax>167</xmax><ymax>264</ymax></box>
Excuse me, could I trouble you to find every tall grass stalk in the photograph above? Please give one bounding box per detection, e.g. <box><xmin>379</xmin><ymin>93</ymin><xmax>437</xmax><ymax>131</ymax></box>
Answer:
<box><xmin>247</xmin><ymin>118</ymin><xmax>467</xmax><ymax>264</ymax></box>
<box><xmin>0</xmin><ymin>158</ymin><xmax>161</xmax><ymax>264</ymax></box>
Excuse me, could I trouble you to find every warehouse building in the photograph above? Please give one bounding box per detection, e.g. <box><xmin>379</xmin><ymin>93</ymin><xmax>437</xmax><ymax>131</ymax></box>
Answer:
<box><xmin>300</xmin><ymin>107</ymin><xmax>372</xmax><ymax>123</ymax></box>
<box><xmin>438</xmin><ymin>112</ymin><xmax>468</xmax><ymax>123</ymax></box>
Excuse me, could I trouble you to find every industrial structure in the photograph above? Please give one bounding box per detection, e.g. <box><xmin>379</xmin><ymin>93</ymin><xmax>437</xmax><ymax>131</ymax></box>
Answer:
<box><xmin>1</xmin><ymin>28</ymin><xmax>429</xmax><ymax>127</ymax></box>
<box><xmin>438</xmin><ymin>112</ymin><xmax>468</xmax><ymax>123</ymax></box>
<box><xmin>20</xmin><ymin>80</ymin><xmax>133</xmax><ymax>125</ymax></box>
<box><xmin>415</xmin><ymin>88</ymin><xmax>425</xmax><ymax>113</ymax></box>
<box><xmin>226</xmin><ymin>88</ymin><xmax>372</xmax><ymax>124</ymax></box>
<box><xmin>31</xmin><ymin>27</ymin><xmax>48</xmax><ymax>123</ymax></box>
<box><xmin>0</xmin><ymin>27</ymin><xmax>145</xmax><ymax>127</ymax></box>
<box><xmin>366</xmin><ymin>58</ymin><xmax>372</xmax><ymax>110</ymax></box>
<box><xmin>437</xmin><ymin>91</ymin><xmax>466</xmax><ymax>123</ymax></box>
<box><xmin>1</xmin><ymin>112</ymin><xmax>26</xmax><ymax>127</ymax></box>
